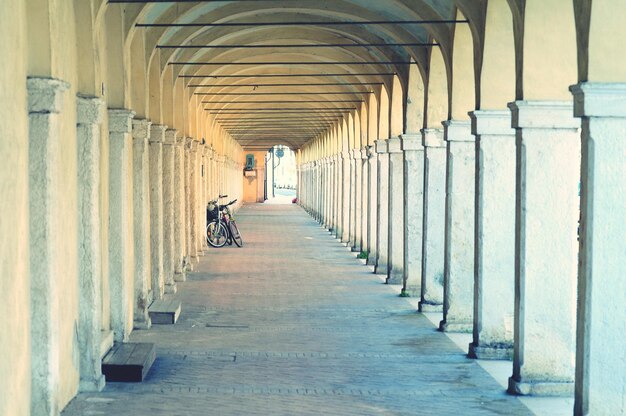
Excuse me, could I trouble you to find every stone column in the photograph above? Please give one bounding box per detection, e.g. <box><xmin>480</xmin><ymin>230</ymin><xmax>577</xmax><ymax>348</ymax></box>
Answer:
<box><xmin>354</xmin><ymin>151</ymin><xmax>363</xmax><ymax>252</ymax></box>
<box><xmin>375</xmin><ymin>140</ymin><xmax>389</xmax><ymax>275</ymax></box>
<box><xmin>195</xmin><ymin>145</ymin><xmax>206</xmax><ymax>256</ymax></box>
<box><xmin>184</xmin><ymin>138</ymin><xmax>196</xmax><ymax>268</ymax></box>
<box><xmin>367</xmin><ymin>146</ymin><xmax>378</xmax><ymax>265</ymax></box>
<box><xmin>131</xmin><ymin>118</ymin><xmax>152</xmax><ymax>330</ymax></box>
<box><xmin>341</xmin><ymin>152</ymin><xmax>351</xmax><ymax>243</ymax></box>
<box><xmin>173</xmin><ymin>135</ymin><xmax>187</xmax><ymax>280</ymax></box>
<box><xmin>468</xmin><ymin>110</ymin><xmax>516</xmax><ymax>360</ymax></box>
<box><xmin>149</xmin><ymin>124</ymin><xmax>166</xmax><ymax>300</ymax></box>
<box><xmin>349</xmin><ymin>150</ymin><xmax>358</xmax><ymax>248</ymax></box>
<box><xmin>27</xmin><ymin>77</ymin><xmax>69</xmax><ymax>416</ymax></box>
<box><xmin>439</xmin><ymin>120</ymin><xmax>475</xmax><ymax>332</ymax></box>
<box><xmin>189</xmin><ymin>140</ymin><xmax>199</xmax><ymax>263</ymax></box>
<box><xmin>401</xmin><ymin>134</ymin><xmax>425</xmax><ymax>297</ymax></box>
<box><xmin>329</xmin><ymin>157</ymin><xmax>335</xmax><ymax>230</ymax></box>
<box><xmin>360</xmin><ymin>147</ymin><xmax>369</xmax><ymax>255</ymax></box>
<box><xmin>571</xmin><ymin>83</ymin><xmax>626</xmax><ymax>416</ymax></box>
<box><xmin>323</xmin><ymin>159</ymin><xmax>330</xmax><ymax>228</ymax></box>
<box><xmin>76</xmin><ymin>95</ymin><xmax>106</xmax><ymax>392</ymax></box>
<box><xmin>387</xmin><ymin>137</ymin><xmax>404</xmax><ymax>284</ymax></box>
<box><xmin>419</xmin><ymin>129</ymin><xmax>446</xmax><ymax>312</ymax></box>
<box><xmin>323</xmin><ymin>158</ymin><xmax>331</xmax><ymax>228</ymax></box>
<box><xmin>507</xmin><ymin>101</ymin><xmax>580</xmax><ymax>396</ymax></box>
<box><xmin>333</xmin><ymin>156</ymin><xmax>340</xmax><ymax>235</ymax></box>
<box><xmin>334</xmin><ymin>154</ymin><xmax>342</xmax><ymax>239</ymax></box>
<box><xmin>108</xmin><ymin>108</ymin><xmax>136</xmax><ymax>343</ymax></box>
<box><xmin>162</xmin><ymin>129</ymin><xmax>177</xmax><ymax>294</ymax></box>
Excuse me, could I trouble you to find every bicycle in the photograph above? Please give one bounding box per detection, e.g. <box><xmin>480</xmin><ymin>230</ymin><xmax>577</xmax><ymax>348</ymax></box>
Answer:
<box><xmin>206</xmin><ymin>196</ymin><xmax>243</xmax><ymax>248</ymax></box>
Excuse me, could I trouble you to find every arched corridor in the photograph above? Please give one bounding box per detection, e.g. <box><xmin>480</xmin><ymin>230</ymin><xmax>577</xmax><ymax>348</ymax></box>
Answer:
<box><xmin>0</xmin><ymin>1</ymin><xmax>624</xmax><ymax>415</ymax></box>
<box><xmin>62</xmin><ymin>204</ymin><xmax>533</xmax><ymax>415</ymax></box>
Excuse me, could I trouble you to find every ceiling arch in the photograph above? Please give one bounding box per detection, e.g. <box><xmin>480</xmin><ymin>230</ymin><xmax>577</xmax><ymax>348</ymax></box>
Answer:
<box><xmin>119</xmin><ymin>0</ymin><xmax>478</xmax><ymax>150</ymax></box>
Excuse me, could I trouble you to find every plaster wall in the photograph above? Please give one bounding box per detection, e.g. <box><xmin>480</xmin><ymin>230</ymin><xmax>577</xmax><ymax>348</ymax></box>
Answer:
<box><xmin>28</xmin><ymin>1</ymin><xmax>83</xmax><ymax>409</ymax></box>
<box><xmin>0</xmin><ymin>2</ymin><xmax>30</xmax><ymax>415</ymax></box>
<box><xmin>242</xmin><ymin>151</ymin><xmax>268</xmax><ymax>203</ymax></box>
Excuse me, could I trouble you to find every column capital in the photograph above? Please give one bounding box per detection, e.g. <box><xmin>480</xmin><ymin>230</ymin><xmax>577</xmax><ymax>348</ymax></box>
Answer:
<box><xmin>443</xmin><ymin>120</ymin><xmax>475</xmax><ymax>143</ymax></box>
<box><xmin>508</xmin><ymin>100</ymin><xmax>579</xmax><ymax>129</ymax></box>
<box><xmin>132</xmin><ymin>118</ymin><xmax>152</xmax><ymax>140</ymax></box>
<box><xmin>374</xmin><ymin>139</ymin><xmax>388</xmax><ymax>154</ymax></box>
<box><xmin>365</xmin><ymin>145</ymin><xmax>375</xmax><ymax>158</ymax></box>
<box><xmin>174</xmin><ymin>135</ymin><xmax>185</xmax><ymax>146</ymax></box>
<box><xmin>400</xmin><ymin>133</ymin><xmax>424</xmax><ymax>151</ymax></box>
<box><xmin>149</xmin><ymin>124</ymin><xmax>167</xmax><ymax>143</ymax></box>
<box><xmin>341</xmin><ymin>151</ymin><xmax>351</xmax><ymax>160</ymax></box>
<box><xmin>163</xmin><ymin>128</ymin><xmax>178</xmax><ymax>145</ymax></box>
<box><xmin>190</xmin><ymin>140</ymin><xmax>199</xmax><ymax>152</ymax></box>
<box><xmin>386</xmin><ymin>137</ymin><xmax>403</xmax><ymax>153</ymax></box>
<box><xmin>421</xmin><ymin>128</ymin><xmax>445</xmax><ymax>148</ymax></box>
<box><xmin>360</xmin><ymin>147</ymin><xmax>369</xmax><ymax>159</ymax></box>
<box><xmin>27</xmin><ymin>77</ymin><xmax>70</xmax><ymax>113</ymax></box>
<box><xmin>184</xmin><ymin>137</ymin><xmax>194</xmax><ymax>149</ymax></box>
<box><xmin>469</xmin><ymin>110</ymin><xmax>514</xmax><ymax>136</ymax></box>
<box><xmin>570</xmin><ymin>82</ymin><xmax>626</xmax><ymax>118</ymax></box>
<box><xmin>108</xmin><ymin>109</ymin><xmax>136</xmax><ymax>133</ymax></box>
<box><xmin>77</xmin><ymin>95</ymin><xmax>105</xmax><ymax>125</ymax></box>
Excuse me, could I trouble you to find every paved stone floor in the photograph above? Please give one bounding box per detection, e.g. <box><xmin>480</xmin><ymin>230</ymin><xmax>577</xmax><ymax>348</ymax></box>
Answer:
<box><xmin>63</xmin><ymin>204</ymin><xmax>533</xmax><ymax>416</ymax></box>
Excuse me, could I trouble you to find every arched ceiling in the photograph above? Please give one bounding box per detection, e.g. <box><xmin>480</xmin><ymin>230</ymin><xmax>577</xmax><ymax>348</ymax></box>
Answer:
<box><xmin>118</xmin><ymin>0</ymin><xmax>476</xmax><ymax>151</ymax></box>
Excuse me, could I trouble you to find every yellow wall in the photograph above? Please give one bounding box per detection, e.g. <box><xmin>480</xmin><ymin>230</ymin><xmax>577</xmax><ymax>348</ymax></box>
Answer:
<box><xmin>0</xmin><ymin>1</ymin><xmax>30</xmax><ymax>415</ymax></box>
<box><xmin>242</xmin><ymin>151</ymin><xmax>268</xmax><ymax>203</ymax></box>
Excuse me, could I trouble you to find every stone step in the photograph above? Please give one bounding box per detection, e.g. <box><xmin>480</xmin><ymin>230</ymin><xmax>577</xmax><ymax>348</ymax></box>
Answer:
<box><xmin>148</xmin><ymin>297</ymin><xmax>181</xmax><ymax>324</ymax></box>
<box><xmin>101</xmin><ymin>342</ymin><xmax>156</xmax><ymax>382</ymax></box>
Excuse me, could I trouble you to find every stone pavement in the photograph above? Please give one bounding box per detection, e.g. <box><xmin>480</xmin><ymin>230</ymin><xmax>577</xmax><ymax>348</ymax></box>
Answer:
<box><xmin>62</xmin><ymin>204</ymin><xmax>532</xmax><ymax>416</ymax></box>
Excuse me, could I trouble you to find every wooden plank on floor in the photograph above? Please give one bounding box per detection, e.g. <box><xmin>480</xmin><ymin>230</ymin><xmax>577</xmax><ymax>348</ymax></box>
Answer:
<box><xmin>149</xmin><ymin>298</ymin><xmax>182</xmax><ymax>324</ymax></box>
<box><xmin>102</xmin><ymin>342</ymin><xmax>156</xmax><ymax>382</ymax></box>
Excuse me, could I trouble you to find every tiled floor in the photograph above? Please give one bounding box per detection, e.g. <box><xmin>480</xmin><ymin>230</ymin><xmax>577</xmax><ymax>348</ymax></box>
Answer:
<box><xmin>63</xmin><ymin>204</ymin><xmax>534</xmax><ymax>415</ymax></box>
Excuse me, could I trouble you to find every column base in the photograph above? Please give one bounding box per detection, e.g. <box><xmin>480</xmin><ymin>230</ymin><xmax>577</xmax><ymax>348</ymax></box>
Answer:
<box><xmin>374</xmin><ymin>263</ymin><xmax>388</xmax><ymax>275</ymax></box>
<box><xmin>418</xmin><ymin>301</ymin><xmax>443</xmax><ymax>313</ymax></box>
<box><xmin>508</xmin><ymin>377</ymin><xmax>574</xmax><ymax>396</ymax></box>
<box><xmin>174</xmin><ymin>272</ymin><xmax>186</xmax><ymax>282</ymax></box>
<box><xmin>133</xmin><ymin>316</ymin><xmax>152</xmax><ymax>330</ymax></box>
<box><xmin>165</xmin><ymin>283</ymin><xmax>178</xmax><ymax>294</ymax></box>
<box><xmin>79</xmin><ymin>375</ymin><xmax>106</xmax><ymax>393</ymax></box>
<box><xmin>439</xmin><ymin>319</ymin><xmax>472</xmax><ymax>333</ymax></box>
<box><xmin>404</xmin><ymin>285</ymin><xmax>420</xmax><ymax>297</ymax></box>
<box><xmin>191</xmin><ymin>255</ymin><xmax>199</xmax><ymax>264</ymax></box>
<box><xmin>386</xmin><ymin>273</ymin><xmax>403</xmax><ymax>285</ymax></box>
<box><xmin>185</xmin><ymin>261</ymin><xmax>194</xmax><ymax>272</ymax></box>
<box><xmin>468</xmin><ymin>342</ymin><xmax>513</xmax><ymax>360</ymax></box>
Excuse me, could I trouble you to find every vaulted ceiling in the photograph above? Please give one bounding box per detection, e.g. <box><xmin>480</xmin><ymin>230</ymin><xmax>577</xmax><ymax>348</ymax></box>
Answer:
<box><xmin>117</xmin><ymin>0</ymin><xmax>476</xmax><ymax>150</ymax></box>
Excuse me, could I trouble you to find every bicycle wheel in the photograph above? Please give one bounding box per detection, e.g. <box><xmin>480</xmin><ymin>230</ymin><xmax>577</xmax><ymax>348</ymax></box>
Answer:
<box><xmin>206</xmin><ymin>221</ymin><xmax>228</xmax><ymax>248</ymax></box>
<box><xmin>229</xmin><ymin>220</ymin><xmax>243</xmax><ymax>247</ymax></box>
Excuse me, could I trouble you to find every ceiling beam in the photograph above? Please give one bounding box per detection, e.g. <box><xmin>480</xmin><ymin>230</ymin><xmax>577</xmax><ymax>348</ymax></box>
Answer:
<box><xmin>188</xmin><ymin>82</ymin><xmax>383</xmax><ymax>87</ymax></box>
<box><xmin>180</xmin><ymin>73</ymin><xmax>395</xmax><ymax>78</ymax></box>
<box><xmin>158</xmin><ymin>42</ymin><xmax>437</xmax><ymax>49</ymax></box>
<box><xmin>136</xmin><ymin>19</ymin><xmax>469</xmax><ymax>27</ymax></box>
<box><xmin>194</xmin><ymin>92</ymin><xmax>372</xmax><ymax>96</ymax></box>
<box><xmin>203</xmin><ymin>100</ymin><xmax>362</xmax><ymax>104</ymax></box>
<box><xmin>170</xmin><ymin>61</ymin><xmax>415</xmax><ymax>66</ymax></box>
